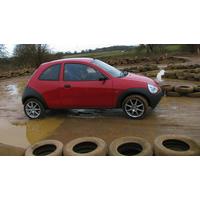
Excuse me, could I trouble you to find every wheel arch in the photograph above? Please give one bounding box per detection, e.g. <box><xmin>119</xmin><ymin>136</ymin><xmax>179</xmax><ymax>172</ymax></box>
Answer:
<box><xmin>116</xmin><ymin>88</ymin><xmax>151</xmax><ymax>108</ymax></box>
<box><xmin>22</xmin><ymin>87</ymin><xmax>48</xmax><ymax>109</ymax></box>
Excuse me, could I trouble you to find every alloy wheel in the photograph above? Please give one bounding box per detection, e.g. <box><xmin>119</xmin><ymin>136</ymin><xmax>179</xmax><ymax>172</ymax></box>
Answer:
<box><xmin>124</xmin><ymin>98</ymin><xmax>145</xmax><ymax>118</ymax></box>
<box><xmin>25</xmin><ymin>101</ymin><xmax>41</xmax><ymax>119</ymax></box>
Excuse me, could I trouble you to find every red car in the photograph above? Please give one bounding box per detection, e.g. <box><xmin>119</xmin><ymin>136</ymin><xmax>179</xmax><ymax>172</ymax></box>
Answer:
<box><xmin>22</xmin><ymin>58</ymin><xmax>163</xmax><ymax>119</ymax></box>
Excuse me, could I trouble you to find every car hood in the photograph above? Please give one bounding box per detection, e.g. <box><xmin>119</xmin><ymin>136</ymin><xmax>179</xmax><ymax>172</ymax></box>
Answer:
<box><xmin>121</xmin><ymin>73</ymin><xmax>157</xmax><ymax>86</ymax></box>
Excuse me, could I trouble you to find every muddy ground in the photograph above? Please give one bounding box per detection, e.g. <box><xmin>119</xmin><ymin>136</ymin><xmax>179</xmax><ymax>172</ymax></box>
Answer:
<box><xmin>0</xmin><ymin>74</ymin><xmax>200</xmax><ymax>148</ymax></box>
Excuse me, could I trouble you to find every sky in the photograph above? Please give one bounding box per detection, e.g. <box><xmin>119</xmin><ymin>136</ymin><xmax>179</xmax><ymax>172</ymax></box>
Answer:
<box><xmin>5</xmin><ymin>43</ymin><xmax>135</xmax><ymax>56</ymax></box>
<box><xmin>5</xmin><ymin>44</ymin><xmax>81</xmax><ymax>55</ymax></box>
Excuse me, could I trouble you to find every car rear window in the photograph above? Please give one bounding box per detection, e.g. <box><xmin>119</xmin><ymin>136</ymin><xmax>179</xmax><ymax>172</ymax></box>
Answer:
<box><xmin>39</xmin><ymin>64</ymin><xmax>61</xmax><ymax>81</ymax></box>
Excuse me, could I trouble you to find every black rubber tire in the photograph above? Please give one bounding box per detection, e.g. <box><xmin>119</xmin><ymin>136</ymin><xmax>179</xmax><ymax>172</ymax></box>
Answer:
<box><xmin>0</xmin><ymin>143</ymin><xmax>25</xmax><ymax>156</ymax></box>
<box><xmin>160</xmin><ymin>84</ymin><xmax>174</xmax><ymax>92</ymax></box>
<box><xmin>194</xmin><ymin>85</ymin><xmax>200</xmax><ymax>92</ymax></box>
<box><xmin>174</xmin><ymin>85</ymin><xmax>194</xmax><ymax>94</ymax></box>
<box><xmin>109</xmin><ymin>137</ymin><xmax>153</xmax><ymax>156</ymax></box>
<box><xmin>186</xmin><ymin>92</ymin><xmax>200</xmax><ymax>98</ymax></box>
<box><xmin>122</xmin><ymin>95</ymin><xmax>149</xmax><ymax>119</ymax></box>
<box><xmin>154</xmin><ymin>135</ymin><xmax>200</xmax><ymax>156</ymax></box>
<box><xmin>24</xmin><ymin>98</ymin><xmax>45</xmax><ymax>119</ymax></box>
<box><xmin>166</xmin><ymin>91</ymin><xmax>181</xmax><ymax>97</ymax></box>
<box><xmin>177</xmin><ymin>75</ymin><xmax>187</xmax><ymax>80</ymax></box>
<box><xmin>25</xmin><ymin>140</ymin><xmax>63</xmax><ymax>156</ymax></box>
<box><xmin>63</xmin><ymin>137</ymin><xmax>108</xmax><ymax>156</ymax></box>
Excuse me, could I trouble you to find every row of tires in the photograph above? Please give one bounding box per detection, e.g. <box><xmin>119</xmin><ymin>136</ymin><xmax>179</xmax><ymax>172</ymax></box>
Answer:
<box><xmin>167</xmin><ymin>64</ymin><xmax>200</xmax><ymax>70</ymax></box>
<box><xmin>161</xmin><ymin>84</ymin><xmax>200</xmax><ymax>97</ymax></box>
<box><xmin>121</xmin><ymin>65</ymin><xmax>159</xmax><ymax>75</ymax></box>
<box><xmin>1</xmin><ymin>135</ymin><xmax>199</xmax><ymax>156</ymax></box>
<box><xmin>163</xmin><ymin>71</ymin><xmax>200</xmax><ymax>81</ymax></box>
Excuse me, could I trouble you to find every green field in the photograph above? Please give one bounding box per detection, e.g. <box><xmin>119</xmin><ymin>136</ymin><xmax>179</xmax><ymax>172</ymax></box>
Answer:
<box><xmin>63</xmin><ymin>45</ymin><xmax>185</xmax><ymax>60</ymax></box>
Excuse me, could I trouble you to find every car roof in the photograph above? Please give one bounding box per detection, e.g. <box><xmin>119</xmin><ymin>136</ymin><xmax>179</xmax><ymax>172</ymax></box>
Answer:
<box><xmin>41</xmin><ymin>57</ymin><xmax>95</xmax><ymax>66</ymax></box>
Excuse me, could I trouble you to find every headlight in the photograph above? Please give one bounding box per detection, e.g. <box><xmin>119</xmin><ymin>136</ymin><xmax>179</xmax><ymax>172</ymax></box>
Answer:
<box><xmin>148</xmin><ymin>84</ymin><xmax>158</xmax><ymax>94</ymax></box>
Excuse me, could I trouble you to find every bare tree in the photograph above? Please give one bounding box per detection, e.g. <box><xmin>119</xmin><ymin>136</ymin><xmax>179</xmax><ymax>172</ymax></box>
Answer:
<box><xmin>13</xmin><ymin>44</ymin><xmax>51</xmax><ymax>67</ymax></box>
<box><xmin>0</xmin><ymin>44</ymin><xmax>8</xmax><ymax>58</ymax></box>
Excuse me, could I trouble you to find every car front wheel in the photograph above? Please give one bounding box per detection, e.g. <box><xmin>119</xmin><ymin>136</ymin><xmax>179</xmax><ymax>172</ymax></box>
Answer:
<box><xmin>122</xmin><ymin>95</ymin><xmax>149</xmax><ymax>119</ymax></box>
<box><xmin>24</xmin><ymin>98</ymin><xmax>45</xmax><ymax>119</ymax></box>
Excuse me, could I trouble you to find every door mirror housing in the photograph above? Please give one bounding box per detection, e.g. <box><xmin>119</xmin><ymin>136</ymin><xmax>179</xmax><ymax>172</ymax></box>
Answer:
<box><xmin>99</xmin><ymin>76</ymin><xmax>108</xmax><ymax>81</ymax></box>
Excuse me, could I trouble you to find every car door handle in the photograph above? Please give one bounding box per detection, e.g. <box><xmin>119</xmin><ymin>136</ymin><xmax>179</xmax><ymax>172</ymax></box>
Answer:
<box><xmin>64</xmin><ymin>84</ymin><xmax>71</xmax><ymax>88</ymax></box>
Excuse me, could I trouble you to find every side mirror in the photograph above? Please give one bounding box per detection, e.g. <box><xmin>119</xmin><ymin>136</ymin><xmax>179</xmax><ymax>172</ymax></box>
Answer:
<box><xmin>99</xmin><ymin>76</ymin><xmax>108</xmax><ymax>81</ymax></box>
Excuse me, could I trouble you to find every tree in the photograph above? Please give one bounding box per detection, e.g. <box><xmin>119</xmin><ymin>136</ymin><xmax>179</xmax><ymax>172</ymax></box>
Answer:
<box><xmin>187</xmin><ymin>44</ymin><xmax>200</xmax><ymax>54</ymax></box>
<box><xmin>0</xmin><ymin>44</ymin><xmax>8</xmax><ymax>58</ymax></box>
<box><xmin>13</xmin><ymin>44</ymin><xmax>52</xmax><ymax>67</ymax></box>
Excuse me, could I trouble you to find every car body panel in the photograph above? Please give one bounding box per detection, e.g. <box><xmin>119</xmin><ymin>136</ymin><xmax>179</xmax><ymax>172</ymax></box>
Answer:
<box><xmin>23</xmin><ymin>58</ymin><xmax>163</xmax><ymax>110</ymax></box>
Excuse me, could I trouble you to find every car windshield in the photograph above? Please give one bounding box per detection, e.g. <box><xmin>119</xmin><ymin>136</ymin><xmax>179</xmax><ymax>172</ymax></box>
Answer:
<box><xmin>93</xmin><ymin>59</ymin><xmax>126</xmax><ymax>78</ymax></box>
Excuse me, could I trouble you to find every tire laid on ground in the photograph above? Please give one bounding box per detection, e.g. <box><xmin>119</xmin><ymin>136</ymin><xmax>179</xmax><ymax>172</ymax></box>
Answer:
<box><xmin>122</xmin><ymin>95</ymin><xmax>149</xmax><ymax>119</ymax></box>
<box><xmin>174</xmin><ymin>85</ymin><xmax>194</xmax><ymax>94</ymax></box>
<box><xmin>63</xmin><ymin>137</ymin><xmax>108</xmax><ymax>156</ymax></box>
<box><xmin>186</xmin><ymin>92</ymin><xmax>200</xmax><ymax>98</ymax></box>
<box><xmin>24</xmin><ymin>98</ymin><xmax>45</xmax><ymax>119</ymax></box>
<box><xmin>154</xmin><ymin>135</ymin><xmax>200</xmax><ymax>156</ymax></box>
<box><xmin>25</xmin><ymin>140</ymin><xmax>63</xmax><ymax>156</ymax></box>
<box><xmin>166</xmin><ymin>91</ymin><xmax>181</xmax><ymax>97</ymax></box>
<box><xmin>0</xmin><ymin>143</ymin><xmax>25</xmax><ymax>156</ymax></box>
<box><xmin>194</xmin><ymin>85</ymin><xmax>200</xmax><ymax>92</ymax></box>
<box><xmin>177</xmin><ymin>75</ymin><xmax>187</xmax><ymax>80</ymax></box>
<box><xmin>109</xmin><ymin>137</ymin><xmax>153</xmax><ymax>156</ymax></box>
<box><xmin>160</xmin><ymin>84</ymin><xmax>174</xmax><ymax>92</ymax></box>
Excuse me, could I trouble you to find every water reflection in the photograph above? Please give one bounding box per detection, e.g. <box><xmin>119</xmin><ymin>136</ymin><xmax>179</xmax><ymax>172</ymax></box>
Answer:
<box><xmin>26</xmin><ymin>117</ymin><xmax>64</xmax><ymax>144</ymax></box>
<box><xmin>6</xmin><ymin>85</ymin><xmax>18</xmax><ymax>95</ymax></box>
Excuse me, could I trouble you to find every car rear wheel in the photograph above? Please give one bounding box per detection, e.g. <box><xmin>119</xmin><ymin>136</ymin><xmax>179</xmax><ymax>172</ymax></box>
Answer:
<box><xmin>24</xmin><ymin>98</ymin><xmax>45</xmax><ymax>119</ymax></box>
<box><xmin>122</xmin><ymin>95</ymin><xmax>148</xmax><ymax>119</ymax></box>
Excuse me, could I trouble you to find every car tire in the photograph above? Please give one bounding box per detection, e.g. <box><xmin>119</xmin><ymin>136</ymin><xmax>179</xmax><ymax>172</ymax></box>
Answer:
<box><xmin>109</xmin><ymin>137</ymin><xmax>153</xmax><ymax>156</ymax></box>
<box><xmin>122</xmin><ymin>95</ymin><xmax>149</xmax><ymax>119</ymax></box>
<box><xmin>24</xmin><ymin>98</ymin><xmax>45</xmax><ymax>119</ymax></box>
<box><xmin>166</xmin><ymin>91</ymin><xmax>181</xmax><ymax>97</ymax></box>
<box><xmin>160</xmin><ymin>84</ymin><xmax>174</xmax><ymax>92</ymax></box>
<box><xmin>154</xmin><ymin>135</ymin><xmax>200</xmax><ymax>156</ymax></box>
<box><xmin>186</xmin><ymin>92</ymin><xmax>200</xmax><ymax>98</ymax></box>
<box><xmin>194</xmin><ymin>85</ymin><xmax>200</xmax><ymax>92</ymax></box>
<box><xmin>0</xmin><ymin>143</ymin><xmax>25</xmax><ymax>156</ymax></box>
<box><xmin>174</xmin><ymin>85</ymin><xmax>194</xmax><ymax>94</ymax></box>
<box><xmin>63</xmin><ymin>137</ymin><xmax>108</xmax><ymax>156</ymax></box>
<box><xmin>25</xmin><ymin>140</ymin><xmax>63</xmax><ymax>156</ymax></box>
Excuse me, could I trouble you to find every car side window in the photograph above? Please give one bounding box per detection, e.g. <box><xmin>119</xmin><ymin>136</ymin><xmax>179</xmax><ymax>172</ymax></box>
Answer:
<box><xmin>39</xmin><ymin>64</ymin><xmax>61</xmax><ymax>81</ymax></box>
<box><xmin>64</xmin><ymin>63</ymin><xmax>104</xmax><ymax>81</ymax></box>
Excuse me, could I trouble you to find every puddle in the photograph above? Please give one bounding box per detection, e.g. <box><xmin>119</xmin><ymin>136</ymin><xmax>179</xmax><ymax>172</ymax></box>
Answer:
<box><xmin>0</xmin><ymin>119</ymin><xmax>28</xmax><ymax>148</ymax></box>
<box><xmin>6</xmin><ymin>84</ymin><xmax>19</xmax><ymax>95</ymax></box>
<box><xmin>26</xmin><ymin>117</ymin><xmax>64</xmax><ymax>144</ymax></box>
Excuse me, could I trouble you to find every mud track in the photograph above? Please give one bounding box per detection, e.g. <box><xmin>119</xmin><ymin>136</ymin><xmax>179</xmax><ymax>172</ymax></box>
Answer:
<box><xmin>0</xmin><ymin>75</ymin><xmax>200</xmax><ymax>148</ymax></box>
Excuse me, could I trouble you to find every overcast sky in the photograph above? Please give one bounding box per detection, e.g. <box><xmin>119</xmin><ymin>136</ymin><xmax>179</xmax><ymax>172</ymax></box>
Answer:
<box><xmin>2</xmin><ymin>0</ymin><xmax>200</xmax><ymax>56</ymax></box>
<box><xmin>5</xmin><ymin>43</ymin><xmax>135</xmax><ymax>56</ymax></box>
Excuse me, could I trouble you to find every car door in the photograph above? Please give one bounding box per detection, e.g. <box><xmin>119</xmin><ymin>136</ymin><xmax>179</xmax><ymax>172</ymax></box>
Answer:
<box><xmin>60</xmin><ymin>63</ymin><xmax>114</xmax><ymax>108</ymax></box>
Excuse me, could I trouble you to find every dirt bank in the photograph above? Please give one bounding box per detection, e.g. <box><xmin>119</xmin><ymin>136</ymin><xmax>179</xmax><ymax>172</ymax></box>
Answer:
<box><xmin>0</xmin><ymin>76</ymin><xmax>199</xmax><ymax>148</ymax></box>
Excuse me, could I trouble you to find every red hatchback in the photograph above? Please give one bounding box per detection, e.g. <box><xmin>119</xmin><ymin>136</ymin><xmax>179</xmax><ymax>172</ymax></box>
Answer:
<box><xmin>22</xmin><ymin>58</ymin><xmax>163</xmax><ymax>119</ymax></box>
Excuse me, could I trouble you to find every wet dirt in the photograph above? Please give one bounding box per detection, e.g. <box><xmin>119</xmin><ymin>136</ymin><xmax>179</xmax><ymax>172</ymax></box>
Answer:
<box><xmin>0</xmin><ymin>75</ymin><xmax>200</xmax><ymax>149</ymax></box>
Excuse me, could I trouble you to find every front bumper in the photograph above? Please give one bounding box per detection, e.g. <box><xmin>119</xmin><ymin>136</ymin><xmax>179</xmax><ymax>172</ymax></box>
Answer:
<box><xmin>148</xmin><ymin>89</ymin><xmax>164</xmax><ymax>108</ymax></box>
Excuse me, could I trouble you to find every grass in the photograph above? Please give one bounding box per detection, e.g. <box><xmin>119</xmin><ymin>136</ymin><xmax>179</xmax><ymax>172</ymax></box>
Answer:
<box><xmin>63</xmin><ymin>45</ymin><xmax>186</xmax><ymax>60</ymax></box>
<box><xmin>165</xmin><ymin>44</ymin><xmax>183</xmax><ymax>52</ymax></box>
